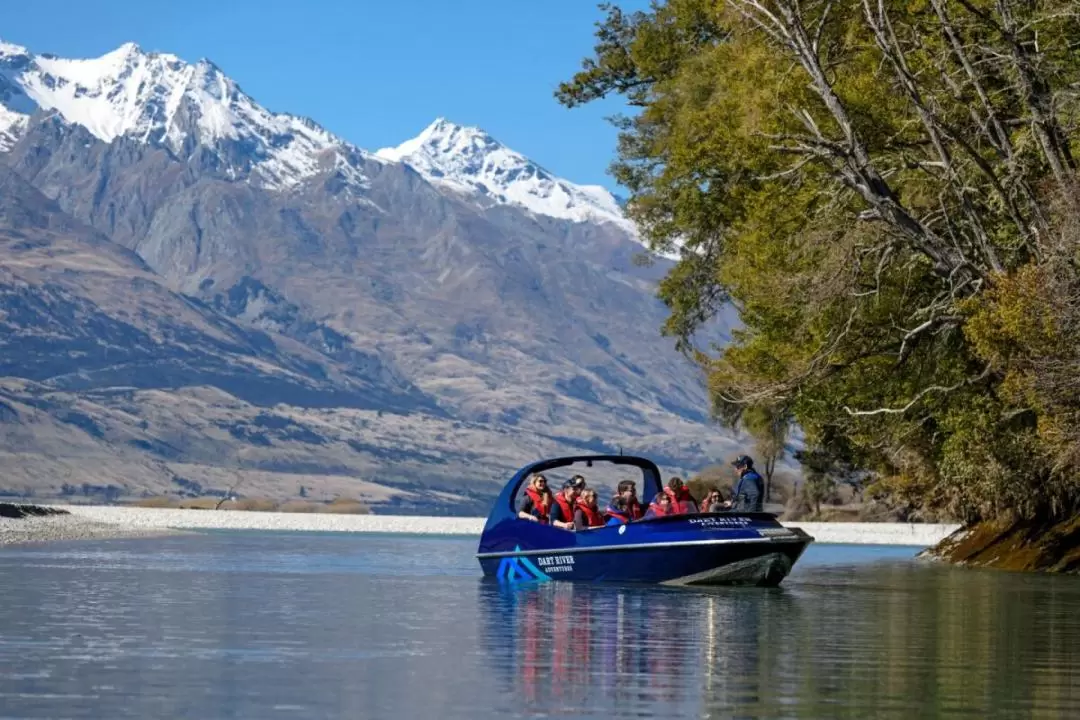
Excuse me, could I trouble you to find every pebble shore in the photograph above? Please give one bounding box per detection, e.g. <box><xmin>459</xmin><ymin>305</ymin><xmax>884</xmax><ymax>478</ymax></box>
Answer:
<box><xmin>0</xmin><ymin>504</ymin><xmax>960</xmax><ymax>548</ymax></box>
<box><xmin>0</xmin><ymin>513</ymin><xmax>184</xmax><ymax>546</ymax></box>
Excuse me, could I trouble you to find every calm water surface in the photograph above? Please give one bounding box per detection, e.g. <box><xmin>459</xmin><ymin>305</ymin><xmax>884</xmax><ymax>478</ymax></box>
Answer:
<box><xmin>1</xmin><ymin>532</ymin><xmax>1079</xmax><ymax>719</ymax></box>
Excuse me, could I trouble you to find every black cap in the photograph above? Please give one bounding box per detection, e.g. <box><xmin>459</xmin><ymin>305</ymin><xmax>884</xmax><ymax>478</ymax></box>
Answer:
<box><xmin>732</xmin><ymin>455</ymin><xmax>754</xmax><ymax>468</ymax></box>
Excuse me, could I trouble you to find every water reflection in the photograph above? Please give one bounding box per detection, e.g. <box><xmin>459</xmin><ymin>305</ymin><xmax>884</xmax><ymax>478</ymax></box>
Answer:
<box><xmin>478</xmin><ymin>580</ymin><xmax>780</xmax><ymax>717</ymax></box>
<box><xmin>477</xmin><ymin>561</ymin><xmax>1080</xmax><ymax>719</ymax></box>
<box><xmin>1</xmin><ymin>535</ymin><xmax>1080</xmax><ymax>719</ymax></box>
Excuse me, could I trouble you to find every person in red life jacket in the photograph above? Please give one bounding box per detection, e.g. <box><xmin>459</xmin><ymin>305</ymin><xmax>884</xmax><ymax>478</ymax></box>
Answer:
<box><xmin>664</xmin><ymin>477</ymin><xmax>699</xmax><ymax>514</ymax></box>
<box><xmin>518</xmin><ymin>473</ymin><xmax>552</xmax><ymax>524</ymax></box>
<box><xmin>550</xmin><ymin>476</ymin><xmax>585</xmax><ymax>530</ymax></box>
<box><xmin>603</xmin><ymin>479</ymin><xmax>643</xmax><ymax>525</ymax></box>
<box><xmin>702</xmin><ymin>488</ymin><xmax>726</xmax><ymax>513</ymax></box>
<box><xmin>574</xmin><ymin>488</ymin><xmax>604</xmax><ymax>530</ymax></box>
<box><xmin>643</xmin><ymin>491</ymin><xmax>674</xmax><ymax>519</ymax></box>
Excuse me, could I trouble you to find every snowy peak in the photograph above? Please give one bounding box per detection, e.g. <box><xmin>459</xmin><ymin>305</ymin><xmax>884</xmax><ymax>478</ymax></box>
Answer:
<box><xmin>0</xmin><ymin>40</ymin><xmax>643</xmax><ymax>238</ymax></box>
<box><xmin>0</xmin><ymin>40</ymin><xmax>30</xmax><ymax>60</ymax></box>
<box><xmin>0</xmin><ymin>40</ymin><xmax>371</xmax><ymax>189</ymax></box>
<box><xmin>376</xmin><ymin>118</ymin><xmax>632</xmax><ymax>231</ymax></box>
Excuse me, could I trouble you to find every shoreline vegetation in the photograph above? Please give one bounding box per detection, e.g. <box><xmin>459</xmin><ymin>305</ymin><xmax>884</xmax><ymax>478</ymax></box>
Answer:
<box><xmin>554</xmin><ymin>2</ymin><xmax>1080</xmax><ymax>572</ymax></box>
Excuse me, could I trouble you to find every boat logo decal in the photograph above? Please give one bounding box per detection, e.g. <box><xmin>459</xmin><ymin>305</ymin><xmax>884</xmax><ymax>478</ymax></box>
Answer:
<box><xmin>536</xmin><ymin>555</ymin><xmax>574</xmax><ymax>573</ymax></box>
<box><xmin>496</xmin><ymin>546</ymin><xmax>551</xmax><ymax>583</ymax></box>
<box><xmin>618</xmin><ymin>525</ymin><xmax>626</xmax><ymax>535</ymax></box>
<box><xmin>688</xmin><ymin>516</ymin><xmax>751</xmax><ymax>528</ymax></box>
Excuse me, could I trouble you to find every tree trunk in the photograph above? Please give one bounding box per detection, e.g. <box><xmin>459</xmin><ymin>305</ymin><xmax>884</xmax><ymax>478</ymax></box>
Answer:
<box><xmin>764</xmin><ymin>455</ymin><xmax>776</xmax><ymax>504</ymax></box>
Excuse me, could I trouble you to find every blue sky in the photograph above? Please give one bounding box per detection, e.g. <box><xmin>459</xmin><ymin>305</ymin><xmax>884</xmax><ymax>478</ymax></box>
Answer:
<box><xmin>2</xmin><ymin>0</ymin><xmax>648</xmax><ymax>193</ymax></box>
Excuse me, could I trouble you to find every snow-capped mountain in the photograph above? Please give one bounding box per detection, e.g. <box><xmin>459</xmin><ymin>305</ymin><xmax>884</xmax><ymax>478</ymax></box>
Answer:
<box><xmin>0</xmin><ymin>40</ymin><xmax>649</xmax><ymax>237</ymax></box>
<box><xmin>377</xmin><ymin>118</ymin><xmax>633</xmax><ymax>231</ymax></box>
<box><xmin>0</xmin><ymin>39</ymin><xmax>740</xmax><ymax>504</ymax></box>
<box><xmin>0</xmin><ymin>40</ymin><xmax>369</xmax><ymax>190</ymax></box>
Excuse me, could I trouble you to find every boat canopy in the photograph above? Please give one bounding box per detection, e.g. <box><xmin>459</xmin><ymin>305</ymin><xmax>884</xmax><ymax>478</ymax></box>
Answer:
<box><xmin>482</xmin><ymin>454</ymin><xmax>664</xmax><ymax>531</ymax></box>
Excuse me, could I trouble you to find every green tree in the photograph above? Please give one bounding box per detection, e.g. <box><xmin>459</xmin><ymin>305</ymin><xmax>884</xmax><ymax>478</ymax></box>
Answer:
<box><xmin>716</xmin><ymin>400</ymin><xmax>790</xmax><ymax>503</ymax></box>
<box><xmin>559</xmin><ymin>0</ymin><xmax>1080</xmax><ymax>524</ymax></box>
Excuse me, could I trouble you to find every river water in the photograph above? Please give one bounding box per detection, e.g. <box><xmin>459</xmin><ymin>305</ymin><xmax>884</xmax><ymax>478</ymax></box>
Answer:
<box><xmin>1</xmin><ymin>532</ymin><xmax>1079</xmax><ymax>719</ymax></box>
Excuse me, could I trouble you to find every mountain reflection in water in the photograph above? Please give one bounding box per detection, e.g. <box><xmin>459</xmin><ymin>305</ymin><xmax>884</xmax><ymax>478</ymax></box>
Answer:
<box><xmin>1</xmin><ymin>534</ymin><xmax>1079</xmax><ymax>719</ymax></box>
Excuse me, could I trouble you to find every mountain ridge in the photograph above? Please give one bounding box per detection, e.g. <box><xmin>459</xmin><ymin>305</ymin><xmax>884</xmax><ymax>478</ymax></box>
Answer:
<box><xmin>0</xmin><ymin>38</ymin><xmax>373</xmax><ymax>191</ymax></box>
<box><xmin>0</xmin><ymin>39</ymin><xmax>743</xmax><ymax>509</ymax></box>
<box><xmin>376</xmin><ymin>117</ymin><xmax>632</xmax><ymax>232</ymax></box>
<box><xmin>0</xmin><ymin>40</ymin><xmax>643</xmax><ymax>242</ymax></box>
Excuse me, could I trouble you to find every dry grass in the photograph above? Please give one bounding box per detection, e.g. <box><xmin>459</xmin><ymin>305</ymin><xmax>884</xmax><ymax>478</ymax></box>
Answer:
<box><xmin>131</xmin><ymin>496</ymin><xmax>175</xmax><ymax>509</ymax></box>
<box><xmin>319</xmin><ymin>498</ymin><xmax>369</xmax><ymax>514</ymax></box>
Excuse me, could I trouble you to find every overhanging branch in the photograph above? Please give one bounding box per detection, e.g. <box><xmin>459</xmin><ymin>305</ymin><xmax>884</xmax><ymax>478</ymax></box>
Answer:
<box><xmin>843</xmin><ymin>363</ymin><xmax>993</xmax><ymax>417</ymax></box>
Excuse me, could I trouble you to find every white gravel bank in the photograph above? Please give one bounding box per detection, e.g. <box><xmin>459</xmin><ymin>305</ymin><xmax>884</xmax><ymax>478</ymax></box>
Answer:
<box><xmin>0</xmin><ymin>513</ymin><xmax>183</xmax><ymax>546</ymax></box>
<box><xmin>56</xmin><ymin>505</ymin><xmax>485</xmax><ymax>535</ymax></box>
<box><xmin>47</xmin><ymin>505</ymin><xmax>959</xmax><ymax>547</ymax></box>
<box><xmin>785</xmin><ymin>521</ymin><xmax>960</xmax><ymax>547</ymax></box>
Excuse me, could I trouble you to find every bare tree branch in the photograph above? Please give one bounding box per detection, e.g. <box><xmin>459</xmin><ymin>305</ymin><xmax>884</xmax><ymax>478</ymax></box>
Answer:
<box><xmin>843</xmin><ymin>364</ymin><xmax>993</xmax><ymax>416</ymax></box>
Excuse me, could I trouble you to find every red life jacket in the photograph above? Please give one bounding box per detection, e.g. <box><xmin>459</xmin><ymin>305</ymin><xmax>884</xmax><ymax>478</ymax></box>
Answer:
<box><xmin>605</xmin><ymin>501</ymin><xmax>643</xmax><ymax>524</ymax></box>
<box><xmin>665</xmin><ymin>487</ymin><xmax>698</xmax><ymax>514</ymax></box>
<box><xmin>648</xmin><ymin>501</ymin><xmax>672</xmax><ymax>517</ymax></box>
<box><xmin>576</xmin><ymin>501</ymin><xmax>603</xmax><ymax>527</ymax></box>
<box><xmin>605</xmin><ymin>508</ymin><xmax>629</xmax><ymax>524</ymax></box>
<box><xmin>676</xmin><ymin>487</ymin><xmax>698</xmax><ymax>513</ymax></box>
<box><xmin>553</xmin><ymin>491</ymin><xmax>575</xmax><ymax>524</ymax></box>
<box><xmin>524</xmin><ymin>487</ymin><xmax>549</xmax><ymax>524</ymax></box>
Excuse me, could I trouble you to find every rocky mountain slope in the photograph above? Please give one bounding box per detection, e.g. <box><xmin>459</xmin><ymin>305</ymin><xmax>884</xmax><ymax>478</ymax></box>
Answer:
<box><xmin>0</xmin><ymin>40</ymin><xmax>741</xmax><ymax>510</ymax></box>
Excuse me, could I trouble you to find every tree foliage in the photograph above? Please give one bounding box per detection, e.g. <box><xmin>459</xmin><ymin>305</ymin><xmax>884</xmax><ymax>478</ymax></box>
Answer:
<box><xmin>559</xmin><ymin>0</ymin><xmax>1080</xmax><ymax>523</ymax></box>
<box><xmin>715</xmin><ymin>399</ymin><xmax>791</xmax><ymax>502</ymax></box>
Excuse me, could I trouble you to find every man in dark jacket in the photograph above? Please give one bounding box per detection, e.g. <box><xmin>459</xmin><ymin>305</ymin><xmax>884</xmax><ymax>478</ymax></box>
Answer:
<box><xmin>730</xmin><ymin>455</ymin><xmax>764</xmax><ymax>512</ymax></box>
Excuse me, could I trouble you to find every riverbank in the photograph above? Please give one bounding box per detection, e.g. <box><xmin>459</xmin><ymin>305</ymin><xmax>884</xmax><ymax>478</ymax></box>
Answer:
<box><xmin>920</xmin><ymin>516</ymin><xmax>1080</xmax><ymax>573</ymax></box>
<box><xmin>0</xmin><ymin>504</ymin><xmax>960</xmax><ymax>547</ymax></box>
<box><xmin>0</xmin><ymin>504</ymin><xmax>184</xmax><ymax>546</ymax></box>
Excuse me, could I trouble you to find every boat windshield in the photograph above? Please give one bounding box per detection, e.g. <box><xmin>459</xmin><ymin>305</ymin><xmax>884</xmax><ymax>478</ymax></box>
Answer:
<box><xmin>508</xmin><ymin>455</ymin><xmax>663</xmax><ymax>518</ymax></box>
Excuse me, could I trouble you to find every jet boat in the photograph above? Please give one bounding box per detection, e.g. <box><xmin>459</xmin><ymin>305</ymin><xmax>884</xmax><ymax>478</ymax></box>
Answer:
<box><xmin>476</xmin><ymin>454</ymin><xmax>813</xmax><ymax>587</ymax></box>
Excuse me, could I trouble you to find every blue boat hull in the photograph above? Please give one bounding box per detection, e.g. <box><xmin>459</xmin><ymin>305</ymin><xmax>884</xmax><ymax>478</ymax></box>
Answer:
<box><xmin>477</xmin><ymin>514</ymin><xmax>813</xmax><ymax>587</ymax></box>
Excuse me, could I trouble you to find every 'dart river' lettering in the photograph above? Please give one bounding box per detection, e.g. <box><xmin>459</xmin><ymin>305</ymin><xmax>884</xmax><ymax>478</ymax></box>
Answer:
<box><xmin>537</xmin><ymin>555</ymin><xmax>575</xmax><ymax>573</ymax></box>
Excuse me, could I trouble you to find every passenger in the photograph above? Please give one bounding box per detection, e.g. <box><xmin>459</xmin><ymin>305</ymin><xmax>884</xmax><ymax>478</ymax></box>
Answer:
<box><xmin>574</xmin><ymin>489</ymin><xmax>604</xmax><ymax>530</ymax></box>
<box><xmin>550</xmin><ymin>477</ymin><xmax>585</xmax><ymax>530</ymax></box>
<box><xmin>730</xmin><ymin>455</ymin><xmax>765</xmax><ymax>512</ymax></box>
<box><xmin>604</xmin><ymin>496</ymin><xmax>630</xmax><ymax>526</ymax></box>
<box><xmin>664</xmin><ymin>477</ymin><xmax>699</xmax><ymax>514</ymax></box>
<box><xmin>643</xmin><ymin>491</ymin><xmax>674</xmax><ymax>519</ymax></box>
<box><xmin>518</xmin><ymin>474</ymin><xmax>552</xmax><ymax>524</ymax></box>
<box><xmin>604</xmin><ymin>479</ymin><xmax>643</xmax><ymax>524</ymax></box>
<box><xmin>702</xmin><ymin>488</ymin><xmax>726</xmax><ymax>513</ymax></box>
